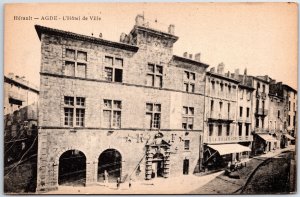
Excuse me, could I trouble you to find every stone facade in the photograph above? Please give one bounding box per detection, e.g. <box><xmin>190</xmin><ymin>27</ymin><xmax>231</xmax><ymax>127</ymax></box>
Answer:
<box><xmin>35</xmin><ymin>15</ymin><xmax>208</xmax><ymax>192</ymax></box>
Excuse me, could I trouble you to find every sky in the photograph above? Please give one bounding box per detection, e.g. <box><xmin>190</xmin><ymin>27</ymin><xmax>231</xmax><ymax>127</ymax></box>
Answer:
<box><xmin>4</xmin><ymin>3</ymin><xmax>298</xmax><ymax>89</ymax></box>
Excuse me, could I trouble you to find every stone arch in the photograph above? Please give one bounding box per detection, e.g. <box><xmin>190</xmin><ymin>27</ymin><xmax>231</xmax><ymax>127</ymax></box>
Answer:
<box><xmin>97</xmin><ymin>148</ymin><xmax>122</xmax><ymax>182</ymax></box>
<box><xmin>56</xmin><ymin>148</ymin><xmax>87</xmax><ymax>186</ymax></box>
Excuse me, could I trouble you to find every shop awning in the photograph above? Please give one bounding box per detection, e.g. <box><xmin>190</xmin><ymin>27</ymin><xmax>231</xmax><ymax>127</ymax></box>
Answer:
<box><xmin>284</xmin><ymin>134</ymin><xmax>295</xmax><ymax>140</ymax></box>
<box><xmin>257</xmin><ymin>134</ymin><xmax>277</xmax><ymax>142</ymax></box>
<box><xmin>207</xmin><ymin>144</ymin><xmax>251</xmax><ymax>156</ymax></box>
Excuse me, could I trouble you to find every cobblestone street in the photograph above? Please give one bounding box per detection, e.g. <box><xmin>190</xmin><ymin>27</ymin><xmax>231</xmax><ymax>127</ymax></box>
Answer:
<box><xmin>189</xmin><ymin>146</ymin><xmax>295</xmax><ymax>194</ymax></box>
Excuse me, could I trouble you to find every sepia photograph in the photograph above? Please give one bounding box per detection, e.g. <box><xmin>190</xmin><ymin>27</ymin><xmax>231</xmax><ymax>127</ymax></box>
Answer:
<box><xmin>3</xmin><ymin>2</ymin><xmax>298</xmax><ymax>194</ymax></box>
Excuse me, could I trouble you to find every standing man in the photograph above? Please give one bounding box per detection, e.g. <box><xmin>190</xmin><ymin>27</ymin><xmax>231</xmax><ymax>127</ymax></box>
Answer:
<box><xmin>103</xmin><ymin>170</ymin><xmax>109</xmax><ymax>185</ymax></box>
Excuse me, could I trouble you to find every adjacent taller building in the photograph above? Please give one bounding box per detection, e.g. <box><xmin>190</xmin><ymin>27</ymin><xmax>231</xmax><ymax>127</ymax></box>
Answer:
<box><xmin>202</xmin><ymin>64</ymin><xmax>252</xmax><ymax>170</ymax></box>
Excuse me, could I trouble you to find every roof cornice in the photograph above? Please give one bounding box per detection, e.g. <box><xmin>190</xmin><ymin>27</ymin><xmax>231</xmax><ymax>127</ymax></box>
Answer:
<box><xmin>35</xmin><ymin>25</ymin><xmax>139</xmax><ymax>52</ymax></box>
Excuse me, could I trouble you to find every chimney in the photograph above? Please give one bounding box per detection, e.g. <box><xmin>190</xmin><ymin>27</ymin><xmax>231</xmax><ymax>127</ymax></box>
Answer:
<box><xmin>244</xmin><ymin>68</ymin><xmax>247</xmax><ymax>76</ymax></box>
<box><xmin>225</xmin><ymin>71</ymin><xmax>230</xmax><ymax>77</ymax></box>
<box><xmin>195</xmin><ymin>53</ymin><xmax>201</xmax><ymax>62</ymax></box>
<box><xmin>183</xmin><ymin>52</ymin><xmax>188</xmax><ymax>58</ymax></box>
<box><xmin>217</xmin><ymin>63</ymin><xmax>225</xmax><ymax>75</ymax></box>
<box><xmin>189</xmin><ymin>54</ymin><xmax>193</xmax><ymax>59</ymax></box>
<box><xmin>120</xmin><ymin>33</ymin><xmax>126</xmax><ymax>43</ymax></box>
<box><xmin>99</xmin><ymin>33</ymin><xmax>102</xmax><ymax>38</ymax></box>
<box><xmin>234</xmin><ymin>69</ymin><xmax>240</xmax><ymax>79</ymax></box>
<box><xmin>168</xmin><ymin>24</ymin><xmax>175</xmax><ymax>35</ymax></box>
<box><xmin>210</xmin><ymin>67</ymin><xmax>215</xmax><ymax>73</ymax></box>
<box><xmin>135</xmin><ymin>14</ymin><xmax>144</xmax><ymax>26</ymax></box>
<box><xmin>124</xmin><ymin>35</ymin><xmax>130</xmax><ymax>43</ymax></box>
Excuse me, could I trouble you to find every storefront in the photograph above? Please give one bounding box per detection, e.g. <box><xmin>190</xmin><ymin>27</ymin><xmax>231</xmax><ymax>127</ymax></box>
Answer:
<box><xmin>255</xmin><ymin>133</ymin><xmax>279</xmax><ymax>153</ymax></box>
<box><xmin>203</xmin><ymin>144</ymin><xmax>251</xmax><ymax>170</ymax></box>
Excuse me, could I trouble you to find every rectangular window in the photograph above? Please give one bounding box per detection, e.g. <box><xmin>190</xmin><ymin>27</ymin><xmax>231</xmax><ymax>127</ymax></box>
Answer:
<box><xmin>219</xmin><ymin>102</ymin><xmax>223</xmax><ymax>112</ymax></box>
<box><xmin>288</xmin><ymin>115</ymin><xmax>291</xmax><ymax>126</ymax></box>
<box><xmin>147</xmin><ymin>64</ymin><xmax>163</xmax><ymax>88</ymax></box>
<box><xmin>104</xmin><ymin>56</ymin><xmax>123</xmax><ymax>82</ymax></box>
<box><xmin>220</xmin><ymin>83</ymin><xmax>224</xmax><ymax>92</ymax></box>
<box><xmin>240</xmin><ymin>107</ymin><xmax>243</xmax><ymax>117</ymax></box>
<box><xmin>226</xmin><ymin>124</ymin><xmax>230</xmax><ymax>136</ymax></box>
<box><xmin>245</xmin><ymin>124</ymin><xmax>249</xmax><ymax>136</ymax></box>
<box><xmin>76</xmin><ymin>108</ymin><xmax>85</xmax><ymax>126</ymax></box>
<box><xmin>218</xmin><ymin>125</ymin><xmax>222</xmax><ymax>136</ymax></box>
<box><xmin>184</xmin><ymin>140</ymin><xmax>190</xmax><ymax>150</ymax></box>
<box><xmin>65</xmin><ymin>61</ymin><xmax>75</xmax><ymax>77</ymax></box>
<box><xmin>104</xmin><ymin>67</ymin><xmax>113</xmax><ymax>81</ymax></box>
<box><xmin>66</xmin><ymin>49</ymin><xmax>75</xmax><ymax>59</ymax></box>
<box><xmin>103</xmin><ymin>99</ymin><xmax>122</xmax><ymax>128</ymax></box>
<box><xmin>146</xmin><ymin>103</ymin><xmax>161</xmax><ymax>129</ymax></box>
<box><xmin>209</xmin><ymin>124</ymin><xmax>214</xmax><ymax>136</ymax></box>
<box><xmin>183</xmin><ymin>71</ymin><xmax>195</xmax><ymax>93</ymax></box>
<box><xmin>255</xmin><ymin>118</ymin><xmax>259</xmax><ymax>128</ymax></box>
<box><xmin>77</xmin><ymin>51</ymin><xmax>87</xmax><ymax>61</ymax></box>
<box><xmin>211</xmin><ymin>100</ymin><xmax>214</xmax><ymax>111</ymax></box>
<box><xmin>239</xmin><ymin>123</ymin><xmax>242</xmax><ymax>136</ymax></box>
<box><xmin>64</xmin><ymin>108</ymin><xmax>73</xmax><ymax>126</ymax></box>
<box><xmin>293</xmin><ymin>116</ymin><xmax>296</xmax><ymax>127</ymax></box>
<box><xmin>64</xmin><ymin>96</ymin><xmax>85</xmax><ymax>127</ymax></box>
<box><xmin>246</xmin><ymin>107</ymin><xmax>250</xmax><ymax>117</ymax></box>
<box><xmin>289</xmin><ymin>101</ymin><xmax>291</xmax><ymax>111</ymax></box>
<box><xmin>182</xmin><ymin>106</ymin><xmax>194</xmax><ymax>130</ymax></box>
<box><xmin>77</xmin><ymin>63</ymin><xmax>87</xmax><ymax>78</ymax></box>
<box><xmin>278</xmin><ymin>110</ymin><xmax>280</xmax><ymax>118</ymax></box>
<box><xmin>65</xmin><ymin>49</ymin><xmax>87</xmax><ymax>78</ymax></box>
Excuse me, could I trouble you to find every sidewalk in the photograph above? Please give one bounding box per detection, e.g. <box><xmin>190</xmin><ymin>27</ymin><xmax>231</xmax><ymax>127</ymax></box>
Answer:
<box><xmin>189</xmin><ymin>145</ymin><xmax>295</xmax><ymax>194</ymax></box>
<box><xmin>45</xmin><ymin>145</ymin><xmax>295</xmax><ymax>194</ymax></box>
<box><xmin>46</xmin><ymin>171</ymin><xmax>223</xmax><ymax>194</ymax></box>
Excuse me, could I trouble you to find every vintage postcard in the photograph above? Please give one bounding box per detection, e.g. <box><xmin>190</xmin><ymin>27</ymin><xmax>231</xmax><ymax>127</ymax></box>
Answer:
<box><xmin>3</xmin><ymin>2</ymin><xmax>297</xmax><ymax>194</ymax></box>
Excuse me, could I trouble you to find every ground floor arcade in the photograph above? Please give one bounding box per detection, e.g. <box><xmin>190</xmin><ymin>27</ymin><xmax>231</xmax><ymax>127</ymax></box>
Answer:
<box><xmin>36</xmin><ymin>129</ymin><xmax>202</xmax><ymax>192</ymax></box>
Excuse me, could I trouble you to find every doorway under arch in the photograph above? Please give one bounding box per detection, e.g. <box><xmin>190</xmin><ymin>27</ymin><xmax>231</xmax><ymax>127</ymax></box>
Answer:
<box><xmin>152</xmin><ymin>153</ymin><xmax>165</xmax><ymax>178</ymax></box>
<box><xmin>58</xmin><ymin>149</ymin><xmax>86</xmax><ymax>186</ymax></box>
<box><xmin>98</xmin><ymin>149</ymin><xmax>122</xmax><ymax>182</ymax></box>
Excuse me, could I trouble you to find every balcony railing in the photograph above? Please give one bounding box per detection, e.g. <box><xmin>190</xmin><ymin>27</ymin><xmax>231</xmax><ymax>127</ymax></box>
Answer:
<box><xmin>206</xmin><ymin>135</ymin><xmax>253</xmax><ymax>143</ymax></box>
<box><xmin>8</xmin><ymin>91</ymin><xmax>26</xmax><ymax>102</ymax></box>
<box><xmin>208</xmin><ymin>111</ymin><xmax>235</xmax><ymax>121</ymax></box>
<box><xmin>253</xmin><ymin>127</ymin><xmax>268</xmax><ymax>133</ymax></box>
<box><xmin>255</xmin><ymin>108</ymin><xmax>268</xmax><ymax>116</ymax></box>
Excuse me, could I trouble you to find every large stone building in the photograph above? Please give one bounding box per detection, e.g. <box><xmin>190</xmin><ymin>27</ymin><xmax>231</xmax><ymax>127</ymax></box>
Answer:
<box><xmin>35</xmin><ymin>15</ymin><xmax>209</xmax><ymax>191</ymax></box>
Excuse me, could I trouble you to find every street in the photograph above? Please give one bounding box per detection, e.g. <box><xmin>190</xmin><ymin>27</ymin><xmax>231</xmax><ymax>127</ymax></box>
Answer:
<box><xmin>241</xmin><ymin>151</ymin><xmax>295</xmax><ymax>194</ymax></box>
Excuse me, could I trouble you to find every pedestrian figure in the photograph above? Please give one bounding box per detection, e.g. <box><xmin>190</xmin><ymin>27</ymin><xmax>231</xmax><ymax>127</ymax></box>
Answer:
<box><xmin>103</xmin><ymin>170</ymin><xmax>109</xmax><ymax>185</ymax></box>
<box><xmin>117</xmin><ymin>177</ymin><xmax>120</xmax><ymax>189</ymax></box>
<box><xmin>129</xmin><ymin>178</ymin><xmax>132</xmax><ymax>188</ymax></box>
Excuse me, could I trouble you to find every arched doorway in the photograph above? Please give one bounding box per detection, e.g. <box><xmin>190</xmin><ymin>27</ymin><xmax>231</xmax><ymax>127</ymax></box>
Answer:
<box><xmin>98</xmin><ymin>149</ymin><xmax>122</xmax><ymax>182</ymax></box>
<box><xmin>58</xmin><ymin>149</ymin><xmax>86</xmax><ymax>186</ymax></box>
<box><xmin>152</xmin><ymin>153</ymin><xmax>164</xmax><ymax>178</ymax></box>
